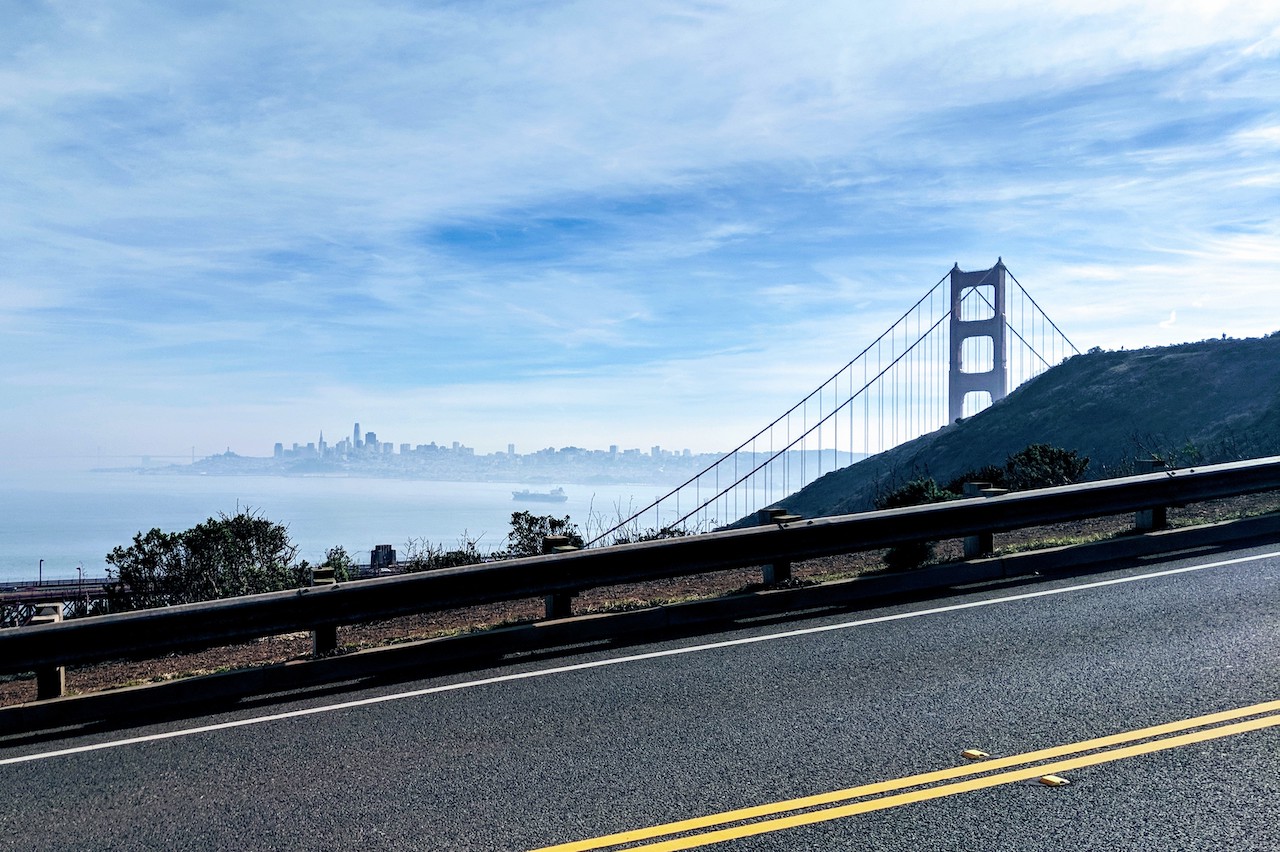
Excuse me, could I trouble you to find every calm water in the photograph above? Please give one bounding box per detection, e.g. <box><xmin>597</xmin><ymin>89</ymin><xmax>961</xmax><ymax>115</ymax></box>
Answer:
<box><xmin>0</xmin><ymin>471</ymin><xmax>669</xmax><ymax>582</ymax></box>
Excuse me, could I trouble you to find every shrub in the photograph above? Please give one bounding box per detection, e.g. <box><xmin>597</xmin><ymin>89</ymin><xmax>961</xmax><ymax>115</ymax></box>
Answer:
<box><xmin>583</xmin><ymin>498</ymin><xmax>709</xmax><ymax>546</ymax></box>
<box><xmin>600</xmin><ymin>525</ymin><xmax>692</xmax><ymax>546</ymax></box>
<box><xmin>874</xmin><ymin>478</ymin><xmax>957</xmax><ymax>571</ymax></box>
<box><xmin>944</xmin><ymin>464</ymin><xmax>1008</xmax><ymax>495</ymax></box>
<box><xmin>1004</xmin><ymin>443</ymin><xmax>1089</xmax><ymax>491</ymax></box>
<box><xmin>105</xmin><ymin>510</ymin><xmax>306</xmax><ymax>611</ymax></box>
<box><xmin>945</xmin><ymin>444</ymin><xmax>1087</xmax><ymax>496</ymax></box>
<box><xmin>400</xmin><ymin>536</ymin><xmax>485</xmax><ymax>573</ymax></box>
<box><xmin>875</xmin><ymin>478</ymin><xmax>959</xmax><ymax>511</ymax></box>
<box><xmin>503</xmin><ymin>511</ymin><xmax>585</xmax><ymax>558</ymax></box>
<box><xmin>321</xmin><ymin>545</ymin><xmax>355</xmax><ymax>582</ymax></box>
<box><xmin>630</xmin><ymin>525</ymin><xmax>692</xmax><ymax>543</ymax></box>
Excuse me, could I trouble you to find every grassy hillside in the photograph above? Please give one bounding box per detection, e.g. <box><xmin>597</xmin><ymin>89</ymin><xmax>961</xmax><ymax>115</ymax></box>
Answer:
<box><xmin>773</xmin><ymin>333</ymin><xmax>1280</xmax><ymax>520</ymax></box>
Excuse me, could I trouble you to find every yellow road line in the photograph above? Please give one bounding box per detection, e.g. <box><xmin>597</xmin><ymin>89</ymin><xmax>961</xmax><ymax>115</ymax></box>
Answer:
<box><xmin>622</xmin><ymin>712</ymin><xmax>1280</xmax><ymax>851</ymax></box>
<box><xmin>624</xmin><ymin>711</ymin><xmax>1280</xmax><ymax>849</ymax></box>
<box><xmin>531</xmin><ymin>699</ymin><xmax>1280</xmax><ymax>852</ymax></box>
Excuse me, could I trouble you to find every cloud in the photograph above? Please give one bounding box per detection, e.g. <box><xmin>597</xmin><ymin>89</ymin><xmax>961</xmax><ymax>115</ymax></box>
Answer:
<box><xmin>2</xmin><ymin>1</ymin><xmax>1280</xmax><ymax>465</ymax></box>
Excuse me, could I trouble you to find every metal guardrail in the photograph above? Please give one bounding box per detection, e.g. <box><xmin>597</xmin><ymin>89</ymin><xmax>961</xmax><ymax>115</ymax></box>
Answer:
<box><xmin>4</xmin><ymin>455</ymin><xmax>1280</xmax><ymax>680</ymax></box>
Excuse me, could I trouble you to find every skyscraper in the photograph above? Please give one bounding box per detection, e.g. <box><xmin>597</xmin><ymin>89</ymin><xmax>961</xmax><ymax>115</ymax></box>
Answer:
<box><xmin>353</xmin><ymin>422</ymin><xmax>361</xmax><ymax>449</ymax></box>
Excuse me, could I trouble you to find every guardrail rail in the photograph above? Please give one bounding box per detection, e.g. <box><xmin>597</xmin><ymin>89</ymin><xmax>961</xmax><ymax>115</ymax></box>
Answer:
<box><xmin>4</xmin><ymin>455</ymin><xmax>1280</xmax><ymax>707</ymax></box>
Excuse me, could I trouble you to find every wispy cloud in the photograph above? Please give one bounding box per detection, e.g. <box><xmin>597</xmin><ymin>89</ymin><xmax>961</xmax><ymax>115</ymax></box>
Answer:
<box><xmin>2</xmin><ymin>1</ymin><xmax>1279</xmax><ymax>463</ymax></box>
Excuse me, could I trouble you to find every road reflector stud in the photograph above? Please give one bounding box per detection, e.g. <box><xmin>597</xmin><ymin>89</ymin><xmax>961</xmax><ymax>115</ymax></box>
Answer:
<box><xmin>1039</xmin><ymin>775</ymin><xmax>1071</xmax><ymax>787</ymax></box>
<box><xmin>961</xmin><ymin>749</ymin><xmax>989</xmax><ymax>760</ymax></box>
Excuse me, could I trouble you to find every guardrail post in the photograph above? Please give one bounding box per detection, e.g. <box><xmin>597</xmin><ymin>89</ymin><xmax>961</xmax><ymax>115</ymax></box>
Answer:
<box><xmin>542</xmin><ymin>536</ymin><xmax>578</xmax><ymax>619</ymax></box>
<box><xmin>962</xmin><ymin>484</ymin><xmax>1006</xmax><ymax>557</ymax></box>
<box><xmin>30</xmin><ymin>603</ymin><xmax>65</xmax><ymax>700</ymax></box>
<box><xmin>757</xmin><ymin>509</ymin><xmax>802</xmax><ymax>583</ymax></box>
<box><xmin>1135</xmin><ymin>458</ymin><xmax>1169</xmax><ymax>531</ymax></box>
<box><xmin>311</xmin><ymin>566</ymin><xmax>338</xmax><ymax>656</ymax></box>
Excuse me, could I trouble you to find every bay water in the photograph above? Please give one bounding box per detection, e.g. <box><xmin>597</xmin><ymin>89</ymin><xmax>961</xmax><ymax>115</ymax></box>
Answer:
<box><xmin>0</xmin><ymin>471</ymin><xmax>670</xmax><ymax>583</ymax></box>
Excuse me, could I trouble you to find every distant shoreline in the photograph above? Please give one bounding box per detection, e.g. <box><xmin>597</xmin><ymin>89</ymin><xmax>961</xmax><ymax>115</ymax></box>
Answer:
<box><xmin>92</xmin><ymin>445</ymin><xmax>865</xmax><ymax>490</ymax></box>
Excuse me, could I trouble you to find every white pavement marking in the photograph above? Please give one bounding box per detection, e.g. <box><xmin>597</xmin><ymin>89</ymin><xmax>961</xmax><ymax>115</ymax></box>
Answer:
<box><xmin>4</xmin><ymin>549</ymin><xmax>1277</xmax><ymax>767</ymax></box>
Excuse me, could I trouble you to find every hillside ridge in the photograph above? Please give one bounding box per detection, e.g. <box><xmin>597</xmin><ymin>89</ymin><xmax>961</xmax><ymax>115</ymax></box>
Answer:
<box><xmin>771</xmin><ymin>333</ymin><xmax>1280</xmax><ymax>520</ymax></box>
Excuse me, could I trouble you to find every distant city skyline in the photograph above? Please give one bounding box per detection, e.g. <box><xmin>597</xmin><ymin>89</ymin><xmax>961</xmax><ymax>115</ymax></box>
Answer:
<box><xmin>4</xmin><ymin>4</ymin><xmax>1279</xmax><ymax>472</ymax></box>
<box><xmin>189</xmin><ymin>421</ymin><xmax>860</xmax><ymax>492</ymax></box>
<box><xmin>271</xmin><ymin>421</ymin><xmax>699</xmax><ymax>463</ymax></box>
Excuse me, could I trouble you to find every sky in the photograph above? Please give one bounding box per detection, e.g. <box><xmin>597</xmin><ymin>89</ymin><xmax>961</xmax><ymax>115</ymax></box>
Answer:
<box><xmin>2</xmin><ymin>0</ymin><xmax>1279</xmax><ymax>468</ymax></box>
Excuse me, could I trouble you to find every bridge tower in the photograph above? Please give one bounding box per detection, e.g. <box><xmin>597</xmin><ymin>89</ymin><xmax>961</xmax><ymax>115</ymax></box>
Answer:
<box><xmin>948</xmin><ymin>259</ymin><xmax>1008</xmax><ymax>423</ymax></box>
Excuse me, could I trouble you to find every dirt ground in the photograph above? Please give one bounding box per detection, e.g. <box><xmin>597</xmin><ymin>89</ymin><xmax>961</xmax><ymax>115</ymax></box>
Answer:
<box><xmin>3</xmin><ymin>494</ymin><xmax>1275</xmax><ymax>708</ymax></box>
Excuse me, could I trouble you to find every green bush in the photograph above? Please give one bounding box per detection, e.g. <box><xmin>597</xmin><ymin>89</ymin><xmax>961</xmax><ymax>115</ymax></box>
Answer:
<box><xmin>944</xmin><ymin>464</ymin><xmax>1008</xmax><ymax>495</ymax></box>
<box><xmin>947</xmin><ymin>444</ymin><xmax>1090</xmax><ymax>496</ymax></box>
<box><xmin>874</xmin><ymin>478</ymin><xmax>957</xmax><ymax>571</ymax></box>
<box><xmin>105</xmin><ymin>510</ymin><xmax>307</xmax><ymax>611</ymax></box>
<box><xmin>321</xmin><ymin>545</ymin><xmax>355</xmax><ymax>582</ymax></box>
<box><xmin>1004</xmin><ymin>443</ymin><xmax>1089</xmax><ymax>490</ymax></box>
<box><xmin>875</xmin><ymin>478</ymin><xmax>959</xmax><ymax>510</ymax></box>
<box><xmin>503</xmin><ymin>511</ymin><xmax>585</xmax><ymax>558</ymax></box>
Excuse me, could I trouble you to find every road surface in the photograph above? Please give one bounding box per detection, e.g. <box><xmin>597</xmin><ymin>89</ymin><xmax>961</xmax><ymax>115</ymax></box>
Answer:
<box><xmin>2</xmin><ymin>543</ymin><xmax>1278</xmax><ymax>850</ymax></box>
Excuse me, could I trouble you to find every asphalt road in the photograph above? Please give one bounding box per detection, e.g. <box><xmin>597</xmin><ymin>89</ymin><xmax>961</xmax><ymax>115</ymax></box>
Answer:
<box><xmin>2</xmin><ymin>543</ymin><xmax>1278</xmax><ymax>850</ymax></box>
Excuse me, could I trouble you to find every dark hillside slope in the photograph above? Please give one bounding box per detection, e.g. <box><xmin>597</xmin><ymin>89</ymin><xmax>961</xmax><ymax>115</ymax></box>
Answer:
<box><xmin>775</xmin><ymin>334</ymin><xmax>1280</xmax><ymax>519</ymax></box>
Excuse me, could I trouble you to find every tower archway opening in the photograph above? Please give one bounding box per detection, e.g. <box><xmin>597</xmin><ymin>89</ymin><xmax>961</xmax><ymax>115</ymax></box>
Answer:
<box><xmin>959</xmin><ymin>335</ymin><xmax>995</xmax><ymax>374</ymax></box>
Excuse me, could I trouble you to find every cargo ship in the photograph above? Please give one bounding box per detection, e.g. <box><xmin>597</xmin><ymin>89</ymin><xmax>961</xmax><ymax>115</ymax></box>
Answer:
<box><xmin>511</xmin><ymin>487</ymin><xmax>569</xmax><ymax>503</ymax></box>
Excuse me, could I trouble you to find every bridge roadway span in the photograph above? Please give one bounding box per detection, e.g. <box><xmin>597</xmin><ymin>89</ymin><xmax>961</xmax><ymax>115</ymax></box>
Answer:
<box><xmin>2</xmin><ymin>544</ymin><xmax>1278</xmax><ymax>850</ymax></box>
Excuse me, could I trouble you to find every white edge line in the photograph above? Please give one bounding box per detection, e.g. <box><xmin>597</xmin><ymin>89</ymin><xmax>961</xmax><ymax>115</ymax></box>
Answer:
<box><xmin>4</xmin><ymin>549</ymin><xmax>1277</xmax><ymax>767</ymax></box>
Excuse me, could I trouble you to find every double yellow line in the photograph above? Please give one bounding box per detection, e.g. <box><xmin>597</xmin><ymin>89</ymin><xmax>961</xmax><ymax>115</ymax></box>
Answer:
<box><xmin>531</xmin><ymin>699</ymin><xmax>1280</xmax><ymax>852</ymax></box>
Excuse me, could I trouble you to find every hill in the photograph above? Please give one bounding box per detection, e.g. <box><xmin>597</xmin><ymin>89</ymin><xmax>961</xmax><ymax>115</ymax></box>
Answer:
<box><xmin>770</xmin><ymin>333</ymin><xmax>1280</xmax><ymax>520</ymax></box>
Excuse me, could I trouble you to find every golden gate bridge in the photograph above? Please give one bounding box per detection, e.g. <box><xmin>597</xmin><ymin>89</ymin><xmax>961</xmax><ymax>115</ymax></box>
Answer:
<box><xmin>589</xmin><ymin>259</ymin><xmax>1078</xmax><ymax>545</ymax></box>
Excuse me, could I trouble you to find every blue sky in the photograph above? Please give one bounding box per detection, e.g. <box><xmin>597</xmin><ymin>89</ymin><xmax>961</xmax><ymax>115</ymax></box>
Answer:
<box><xmin>2</xmin><ymin>1</ymin><xmax>1279</xmax><ymax>467</ymax></box>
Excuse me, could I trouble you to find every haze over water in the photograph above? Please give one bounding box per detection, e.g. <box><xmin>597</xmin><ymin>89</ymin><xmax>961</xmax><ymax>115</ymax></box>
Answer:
<box><xmin>0</xmin><ymin>471</ymin><xmax>667</xmax><ymax>583</ymax></box>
